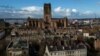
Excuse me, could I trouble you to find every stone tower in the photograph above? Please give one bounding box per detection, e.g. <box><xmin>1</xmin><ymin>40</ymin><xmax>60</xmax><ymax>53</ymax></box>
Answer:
<box><xmin>44</xmin><ymin>3</ymin><xmax>52</xmax><ymax>29</ymax></box>
<box><xmin>44</xmin><ymin>3</ymin><xmax>52</xmax><ymax>22</ymax></box>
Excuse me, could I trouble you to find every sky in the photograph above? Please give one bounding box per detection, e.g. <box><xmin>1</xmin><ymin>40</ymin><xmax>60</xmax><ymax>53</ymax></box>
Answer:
<box><xmin>0</xmin><ymin>0</ymin><xmax>100</xmax><ymax>19</ymax></box>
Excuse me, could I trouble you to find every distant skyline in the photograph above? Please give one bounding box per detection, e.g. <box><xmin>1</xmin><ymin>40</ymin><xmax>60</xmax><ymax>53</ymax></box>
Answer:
<box><xmin>0</xmin><ymin>0</ymin><xmax>100</xmax><ymax>18</ymax></box>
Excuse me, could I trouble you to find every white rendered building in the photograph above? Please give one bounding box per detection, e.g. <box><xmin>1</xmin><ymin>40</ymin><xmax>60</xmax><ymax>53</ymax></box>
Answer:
<box><xmin>44</xmin><ymin>46</ymin><xmax>87</xmax><ymax>56</ymax></box>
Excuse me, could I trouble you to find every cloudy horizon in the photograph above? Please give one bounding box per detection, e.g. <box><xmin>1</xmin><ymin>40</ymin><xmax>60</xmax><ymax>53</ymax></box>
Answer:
<box><xmin>0</xmin><ymin>0</ymin><xmax>100</xmax><ymax>19</ymax></box>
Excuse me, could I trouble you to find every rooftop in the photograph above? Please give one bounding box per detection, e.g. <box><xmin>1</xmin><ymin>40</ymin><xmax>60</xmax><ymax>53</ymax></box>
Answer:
<box><xmin>7</xmin><ymin>38</ymin><xmax>28</xmax><ymax>49</ymax></box>
<box><xmin>46</xmin><ymin>34</ymin><xmax>87</xmax><ymax>51</ymax></box>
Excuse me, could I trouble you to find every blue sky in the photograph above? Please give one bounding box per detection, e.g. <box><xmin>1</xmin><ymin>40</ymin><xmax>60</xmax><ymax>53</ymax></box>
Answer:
<box><xmin>0</xmin><ymin>0</ymin><xmax>100</xmax><ymax>18</ymax></box>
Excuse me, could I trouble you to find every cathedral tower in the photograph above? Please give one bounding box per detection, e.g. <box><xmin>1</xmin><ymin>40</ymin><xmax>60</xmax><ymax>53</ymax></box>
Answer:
<box><xmin>44</xmin><ymin>3</ymin><xmax>52</xmax><ymax>23</ymax></box>
<box><xmin>44</xmin><ymin>3</ymin><xmax>52</xmax><ymax>29</ymax></box>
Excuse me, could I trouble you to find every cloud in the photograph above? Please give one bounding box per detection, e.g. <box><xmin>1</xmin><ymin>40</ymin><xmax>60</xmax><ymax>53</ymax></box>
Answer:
<box><xmin>0</xmin><ymin>5</ymin><xmax>99</xmax><ymax>18</ymax></box>
<box><xmin>21</xmin><ymin>6</ymin><xmax>43</xmax><ymax>14</ymax></box>
<box><xmin>54</xmin><ymin>6</ymin><xmax>97</xmax><ymax>18</ymax></box>
<box><xmin>0</xmin><ymin>6</ymin><xmax>43</xmax><ymax>18</ymax></box>
<box><xmin>82</xmin><ymin>11</ymin><xmax>94</xmax><ymax>15</ymax></box>
<box><xmin>72</xmin><ymin>9</ymin><xmax>78</xmax><ymax>13</ymax></box>
<box><xmin>54</xmin><ymin>7</ymin><xmax>69</xmax><ymax>16</ymax></box>
<box><xmin>18</xmin><ymin>6</ymin><xmax>43</xmax><ymax>18</ymax></box>
<box><xmin>54</xmin><ymin>6</ymin><xmax>78</xmax><ymax>17</ymax></box>
<box><xmin>21</xmin><ymin>6</ymin><xmax>42</xmax><ymax>11</ymax></box>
